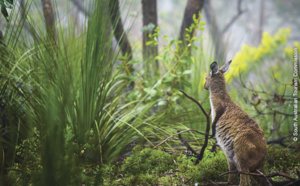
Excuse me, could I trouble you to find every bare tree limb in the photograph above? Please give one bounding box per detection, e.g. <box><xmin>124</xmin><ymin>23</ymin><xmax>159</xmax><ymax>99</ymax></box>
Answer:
<box><xmin>203</xmin><ymin>0</ymin><xmax>225</xmax><ymax>62</ymax></box>
<box><xmin>267</xmin><ymin>136</ymin><xmax>296</xmax><ymax>149</ymax></box>
<box><xmin>180</xmin><ymin>89</ymin><xmax>209</xmax><ymax>117</ymax></box>
<box><xmin>109</xmin><ymin>0</ymin><xmax>132</xmax><ymax>61</ymax></box>
<box><xmin>179</xmin><ymin>90</ymin><xmax>211</xmax><ymax>164</ymax></box>
<box><xmin>257</xmin><ymin>0</ymin><xmax>265</xmax><ymax>45</ymax></box>
<box><xmin>222</xmin><ymin>0</ymin><xmax>245</xmax><ymax>34</ymax></box>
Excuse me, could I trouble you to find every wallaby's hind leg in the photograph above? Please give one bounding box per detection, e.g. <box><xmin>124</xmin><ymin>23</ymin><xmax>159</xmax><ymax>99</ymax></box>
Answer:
<box><xmin>240</xmin><ymin>168</ymin><xmax>251</xmax><ymax>186</ymax></box>
<box><xmin>227</xmin><ymin>159</ymin><xmax>238</xmax><ymax>185</ymax></box>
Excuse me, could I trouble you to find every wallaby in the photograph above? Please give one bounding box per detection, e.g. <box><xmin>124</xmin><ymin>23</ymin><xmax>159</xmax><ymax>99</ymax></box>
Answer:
<box><xmin>204</xmin><ymin>60</ymin><xmax>269</xmax><ymax>186</ymax></box>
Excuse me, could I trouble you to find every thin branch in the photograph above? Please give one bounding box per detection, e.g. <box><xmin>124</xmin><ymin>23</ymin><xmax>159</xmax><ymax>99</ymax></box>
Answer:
<box><xmin>267</xmin><ymin>136</ymin><xmax>296</xmax><ymax>149</ymax></box>
<box><xmin>222</xmin><ymin>0</ymin><xmax>245</xmax><ymax>34</ymax></box>
<box><xmin>178</xmin><ymin>131</ymin><xmax>198</xmax><ymax>156</ymax></box>
<box><xmin>219</xmin><ymin>170</ymin><xmax>297</xmax><ymax>181</ymax></box>
<box><xmin>180</xmin><ymin>90</ymin><xmax>209</xmax><ymax>117</ymax></box>
<box><xmin>239</xmin><ymin>72</ymin><xmax>298</xmax><ymax>98</ymax></box>
<box><xmin>256</xmin><ymin>169</ymin><xmax>272</xmax><ymax>186</ymax></box>
<box><xmin>153</xmin><ymin>129</ymin><xmax>207</xmax><ymax>148</ymax></box>
<box><xmin>179</xmin><ymin>90</ymin><xmax>210</xmax><ymax>164</ymax></box>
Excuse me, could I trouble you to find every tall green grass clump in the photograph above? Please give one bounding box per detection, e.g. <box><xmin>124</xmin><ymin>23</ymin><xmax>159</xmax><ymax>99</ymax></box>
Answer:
<box><xmin>0</xmin><ymin>0</ymin><xmax>155</xmax><ymax>185</ymax></box>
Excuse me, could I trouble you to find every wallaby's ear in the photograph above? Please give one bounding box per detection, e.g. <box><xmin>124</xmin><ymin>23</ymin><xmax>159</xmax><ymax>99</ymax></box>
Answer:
<box><xmin>210</xmin><ymin>61</ymin><xmax>219</xmax><ymax>75</ymax></box>
<box><xmin>219</xmin><ymin>60</ymin><xmax>232</xmax><ymax>74</ymax></box>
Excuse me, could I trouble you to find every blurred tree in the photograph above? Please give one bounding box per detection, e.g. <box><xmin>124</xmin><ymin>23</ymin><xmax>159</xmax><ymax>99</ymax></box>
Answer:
<box><xmin>20</xmin><ymin>0</ymin><xmax>38</xmax><ymax>40</ymax></box>
<box><xmin>142</xmin><ymin>0</ymin><xmax>158</xmax><ymax>72</ymax></box>
<box><xmin>203</xmin><ymin>0</ymin><xmax>224</xmax><ymax>62</ymax></box>
<box><xmin>257</xmin><ymin>0</ymin><xmax>265</xmax><ymax>46</ymax></box>
<box><xmin>109</xmin><ymin>0</ymin><xmax>132</xmax><ymax>61</ymax></box>
<box><xmin>70</xmin><ymin>0</ymin><xmax>89</xmax><ymax>17</ymax></box>
<box><xmin>0</xmin><ymin>29</ymin><xmax>3</xmax><ymax>45</ymax></box>
<box><xmin>204</xmin><ymin>0</ymin><xmax>244</xmax><ymax>62</ymax></box>
<box><xmin>179</xmin><ymin>0</ymin><xmax>204</xmax><ymax>49</ymax></box>
<box><xmin>41</xmin><ymin>0</ymin><xmax>56</xmax><ymax>42</ymax></box>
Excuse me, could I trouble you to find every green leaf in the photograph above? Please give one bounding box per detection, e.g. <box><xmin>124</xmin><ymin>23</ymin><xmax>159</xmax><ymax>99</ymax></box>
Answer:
<box><xmin>183</xmin><ymin>56</ymin><xmax>193</xmax><ymax>64</ymax></box>
<box><xmin>183</xmin><ymin>70</ymin><xmax>192</xmax><ymax>75</ymax></box>
<box><xmin>127</xmin><ymin>59</ymin><xmax>140</xmax><ymax>65</ymax></box>
<box><xmin>162</xmin><ymin>72</ymin><xmax>177</xmax><ymax>83</ymax></box>
<box><xmin>146</xmin><ymin>41</ymin><xmax>154</xmax><ymax>46</ymax></box>
<box><xmin>144</xmin><ymin>88</ymin><xmax>157</xmax><ymax>97</ymax></box>
<box><xmin>1</xmin><ymin>6</ymin><xmax>9</xmax><ymax>21</ymax></box>
<box><xmin>192</xmin><ymin>13</ymin><xmax>197</xmax><ymax>23</ymax></box>
<box><xmin>169</xmin><ymin>39</ymin><xmax>175</xmax><ymax>46</ymax></box>
<box><xmin>200</xmin><ymin>21</ymin><xmax>206</xmax><ymax>26</ymax></box>
<box><xmin>199</xmin><ymin>27</ymin><xmax>205</xmax><ymax>31</ymax></box>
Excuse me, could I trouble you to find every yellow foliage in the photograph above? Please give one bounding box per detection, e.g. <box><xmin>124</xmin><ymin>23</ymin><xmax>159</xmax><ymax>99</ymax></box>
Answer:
<box><xmin>284</xmin><ymin>41</ymin><xmax>300</xmax><ymax>57</ymax></box>
<box><xmin>225</xmin><ymin>28</ymin><xmax>291</xmax><ymax>83</ymax></box>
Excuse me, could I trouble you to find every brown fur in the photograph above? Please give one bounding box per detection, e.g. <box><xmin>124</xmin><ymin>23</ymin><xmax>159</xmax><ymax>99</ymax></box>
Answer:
<box><xmin>204</xmin><ymin>61</ymin><xmax>268</xmax><ymax>186</ymax></box>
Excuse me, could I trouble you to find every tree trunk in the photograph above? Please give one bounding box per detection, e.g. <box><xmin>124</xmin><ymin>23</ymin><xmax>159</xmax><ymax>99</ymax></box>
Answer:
<box><xmin>109</xmin><ymin>0</ymin><xmax>132</xmax><ymax>61</ymax></box>
<box><xmin>257</xmin><ymin>0</ymin><xmax>265</xmax><ymax>46</ymax></box>
<box><xmin>142</xmin><ymin>0</ymin><xmax>158</xmax><ymax>74</ymax></box>
<box><xmin>41</xmin><ymin>0</ymin><xmax>56</xmax><ymax>42</ymax></box>
<box><xmin>179</xmin><ymin>0</ymin><xmax>205</xmax><ymax>46</ymax></box>
<box><xmin>203</xmin><ymin>0</ymin><xmax>226</xmax><ymax>62</ymax></box>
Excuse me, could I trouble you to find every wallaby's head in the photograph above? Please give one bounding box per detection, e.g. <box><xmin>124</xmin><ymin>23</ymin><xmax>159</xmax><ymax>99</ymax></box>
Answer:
<box><xmin>204</xmin><ymin>60</ymin><xmax>232</xmax><ymax>90</ymax></box>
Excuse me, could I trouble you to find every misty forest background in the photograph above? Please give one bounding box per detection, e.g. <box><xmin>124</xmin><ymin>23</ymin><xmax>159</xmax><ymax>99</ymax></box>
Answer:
<box><xmin>0</xmin><ymin>0</ymin><xmax>299</xmax><ymax>185</ymax></box>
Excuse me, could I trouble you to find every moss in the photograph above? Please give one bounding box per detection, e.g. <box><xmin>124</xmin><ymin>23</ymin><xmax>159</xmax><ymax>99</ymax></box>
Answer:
<box><xmin>109</xmin><ymin>146</ymin><xmax>228</xmax><ymax>185</ymax></box>
<box><xmin>266</xmin><ymin>146</ymin><xmax>300</xmax><ymax>172</ymax></box>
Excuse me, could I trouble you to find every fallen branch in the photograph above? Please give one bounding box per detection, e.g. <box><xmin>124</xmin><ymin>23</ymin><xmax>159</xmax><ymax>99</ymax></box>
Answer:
<box><xmin>179</xmin><ymin>90</ymin><xmax>210</xmax><ymax>164</ymax></box>
<box><xmin>153</xmin><ymin>129</ymin><xmax>207</xmax><ymax>148</ymax></box>
<box><xmin>219</xmin><ymin>170</ymin><xmax>297</xmax><ymax>181</ymax></box>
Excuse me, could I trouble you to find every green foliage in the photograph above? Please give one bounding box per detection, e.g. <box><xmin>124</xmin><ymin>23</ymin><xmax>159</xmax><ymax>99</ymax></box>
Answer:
<box><xmin>119</xmin><ymin>11</ymin><xmax>207</xmax><ymax>113</ymax></box>
<box><xmin>0</xmin><ymin>0</ymin><xmax>156</xmax><ymax>185</ymax></box>
<box><xmin>0</xmin><ymin>0</ymin><xmax>14</xmax><ymax>21</ymax></box>
<box><xmin>0</xmin><ymin>0</ymin><xmax>298</xmax><ymax>185</ymax></box>
<box><xmin>105</xmin><ymin>146</ymin><xmax>228</xmax><ymax>185</ymax></box>
<box><xmin>266</xmin><ymin>147</ymin><xmax>300</xmax><ymax>173</ymax></box>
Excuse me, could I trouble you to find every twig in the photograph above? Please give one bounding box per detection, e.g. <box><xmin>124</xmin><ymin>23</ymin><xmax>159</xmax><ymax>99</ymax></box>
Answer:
<box><xmin>266</xmin><ymin>136</ymin><xmax>296</xmax><ymax>149</ymax></box>
<box><xmin>219</xmin><ymin>170</ymin><xmax>297</xmax><ymax>181</ymax></box>
<box><xmin>239</xmin><ymin>72</ymin><xmax>298</xmax><ymax>99</ymax></box>
<box><xmin>256</xmin><ymin>169</ymin><xmax>272</xmax><ymax>186</ymax></box>
<box><xmin>178</xmin><ymin>131</ymin><xmax>198</xmax><ymax>156</ymax></box>
<box><xmin>179</xmin><ymin>90</ymin><xmax>210</xmax><ymax>164</ymax></box>
<box><xmin>222</xmin><ymin>0</ymin><xmax>245</xmax><ymax>34</ymax></box>
<box><xmin>153</xmin><ymin>129</ymin><xmax>207</xmax><ymax>148</ymax></box>
<box><xmin>179</xmin><ymin>89</ymin><xmax>209</xmax><ymax>117</ymax></box>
